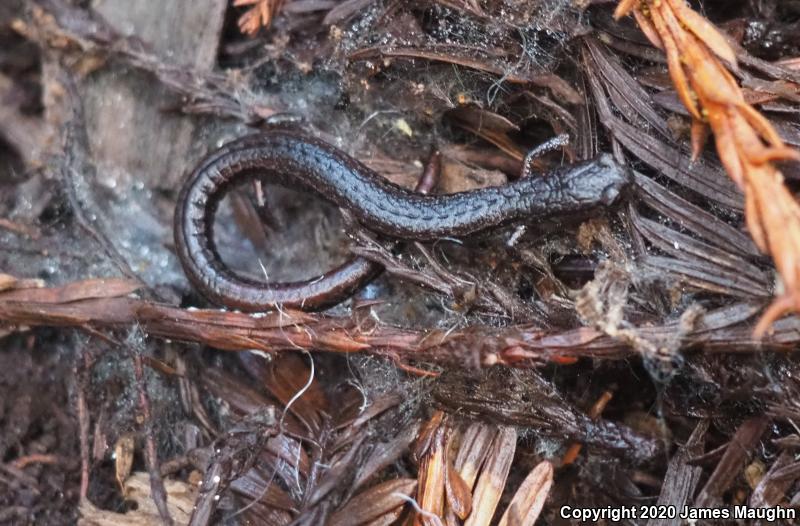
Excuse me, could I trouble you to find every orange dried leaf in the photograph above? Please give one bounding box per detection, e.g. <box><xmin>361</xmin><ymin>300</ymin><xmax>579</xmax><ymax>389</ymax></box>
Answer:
<box><xmin>417</xmin><ymin>425</ymin><xmax>447</xmax><ymax>524</ymax></box>
<box><xmin>728</xmin><ymin>111</ymin><xmax>777</xmax><ymax>164</ymax></box>
<box><xmin>613</xmin><ymin>0</ymin><xmax>639</xmax><ymax>19</ymax></box>
<box><xmin>233</xmin><ymin>0</ymin><xmax>284</xmax><ymax>35</ymax></box>
<box><xmin>754</xmin><ymin>294</ymin><xmax>797</xmax><ymax>338</ymax></box>
<box><xmin>737</xmin><ymin>103</ymin><xmax>792</xmax><ymax>148</ymax></box>
<box><xmin>705</xmin><ymin>104</ymin><xmax>745</xmax><ymax>187</ymax></box>
<box><xmin>622</xmin><ymin>0</ymin><xmax>800</xmax><ymax>334</ymax></box>
<box><xmin>412</xmin><ymin>411</ymin><xmax>445</xmax><ymax>463</ymax></box>
<box><xmin>259</xmin><ymin>0</ymin><xmax>269</xmax><ymax>22</ymax></box>
<box><xmin>237</xmin><ymin>9</ymin><xmax>262</xmax><ymax>35</ymax></box>
<box><xmin>633</xmin><ymin>9</ymin><xmax>664</xmax><ymax>50</ymax></box>
<box><xmin>445</xmin><ymin>462</ymin><xmax>472</xmax><ymax>520</ymax></box>
<box><xmin>649</xmin><ymin>8</ymin><xmax>701</xmax><ymax>119</ymax></box>
<box><xmin>743</xmin><ymin>183</ymin><xmax>768</xmax><ymax>255</ymax></box>
<box><xmin>687</xmin><ymin>57</ymin><xmax>742</xmax><ymax>107</ymax></box>
<box><xmin>667</xmin><ymin>0</ymin><xmax>737</xmax><ymax>66</ymax></box>
<box><xmin>746</xmin><ymin>146</ymin><xmax>800</xmax><ymax>165</ymax></box>
<box><xmin>690</xmin><ymin>119</ymin><xmax>709</xmax><ymax>161</ymax></box>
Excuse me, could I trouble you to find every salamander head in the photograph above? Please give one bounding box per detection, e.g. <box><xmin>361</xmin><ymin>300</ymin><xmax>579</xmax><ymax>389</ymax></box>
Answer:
<box><xmin>558</xmin><ymin>153</ymin><xmax>632</xmax><ymax>208</ymax></box>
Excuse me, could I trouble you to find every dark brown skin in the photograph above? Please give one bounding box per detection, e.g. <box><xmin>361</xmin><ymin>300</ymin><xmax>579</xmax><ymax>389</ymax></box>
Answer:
<box><xmin>174</xmin><ymin>131</ymin><xmax>631</xmax><ymax>312</ymax></box>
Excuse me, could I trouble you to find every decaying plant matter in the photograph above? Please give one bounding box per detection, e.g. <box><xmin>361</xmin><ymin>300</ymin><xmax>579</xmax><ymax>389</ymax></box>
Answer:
<box><xmin>615</xmin><ymin>0</ymin><xmax>800</xmax><ymax>335</ymax></box>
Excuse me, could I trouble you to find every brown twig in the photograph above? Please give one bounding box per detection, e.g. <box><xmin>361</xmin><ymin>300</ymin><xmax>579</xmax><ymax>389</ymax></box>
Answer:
<box><xmin>2</xmin><ymin>278</ymin><xmax>800</xmax><ymax>371</ymax></box>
